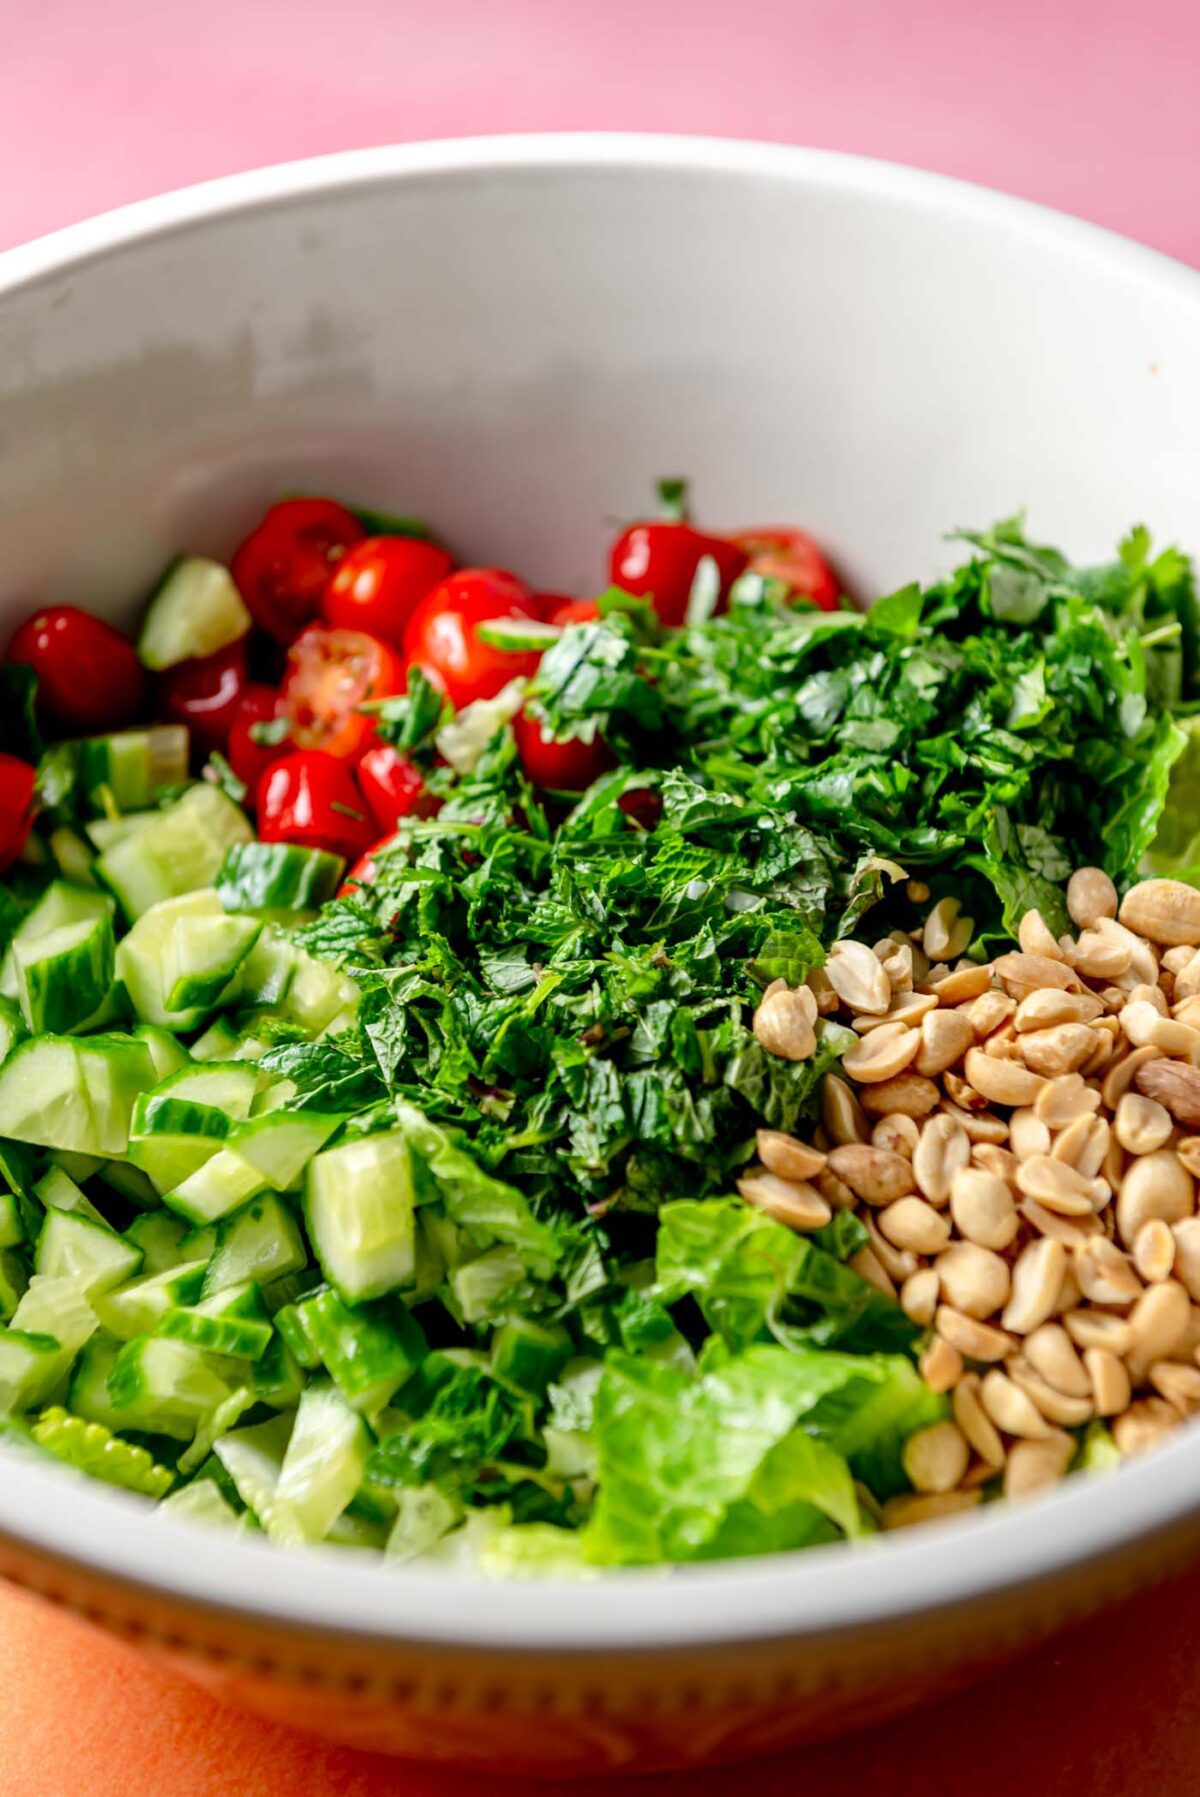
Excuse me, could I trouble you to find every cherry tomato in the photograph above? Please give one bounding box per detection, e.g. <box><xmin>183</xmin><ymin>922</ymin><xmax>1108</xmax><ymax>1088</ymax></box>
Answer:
<box><xmin>617</xmin><ymin>787</ymin><xmax>662</xmax><ymax>831</ymax></box>
<box><xmin>731</xmin><ymin>528</ymin><xmax>841</xmax><ymax>611</ymax></box>
<box><xmin>226</xmin><ymin>683</ymin><xmax>289</xmax><ymax>794</ymax></box>
<box><xmin>512</xmin><ymin>708</ymin><xmax>615</xmax><ymax>792</ymax></box>
<box><xmin>0</xmin><ymin>755</ymin><xmax>37</xmax><ymax>873</ymax></box>
<box><xmin>231</xmin><ymin>498</ymin><xmax>364</xmax><ymax>642</ymax></box>
<box><xmin>256</xmin><ymin>751</ymin><xmax>376</xmax><ymax>861</ymax></box>
<box><xmin>356</xmin><ymin>743</ymin><xmax>439</xmax><ymax>833</ymax></box>
<box><xmin>609</xmin><ymin>524</ymin><xmax>747</xmax><ymax>628</ymax></box>
<box><xmin>339</xmin><ymin>831</ymin><xmax>403</xmax><ymax>896</ymax></box>
<box><xmin>322</xmin><ymin>536</ymin><xmax>453</xmax><ymax>648</ymax></box>
<box><xmin>282</xmin><ymin>626</ymin><xmax>404</xmax><ymax>762</ymax></box>
<box><xmin>403</xmin><ymin>569</ymin><xmax>541</xmax><ymax>709</ymax></box>
<box><xmin>157</xmin><ymin>640</ymin><xmax>246</xmax><ymax>758</ymax></box>
<box><xmin>548</xmin><ymin>597</ymin><xmax>601</xmax><ymax>628</ymax></box>
<box><xmin>7</xmin><ymin>605</ymin><xmax>144</xmax><ymax>733</ymax></box>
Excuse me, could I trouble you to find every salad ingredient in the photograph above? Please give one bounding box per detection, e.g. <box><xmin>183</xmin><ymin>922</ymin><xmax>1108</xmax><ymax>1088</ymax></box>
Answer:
<box><xmin>157</xmin><ymin>640</ymin><xmax>247</xmax><ymax>759</ymax></box>
<box><xmin>138</xmin><ymin>559</ymin><xmax>252</xmax><ymax>672</ymax></box>
<box><xmin>256</xmin><ymin>750</ymin><xmax>375</xmax><ymax>860</ymax></box>
<box><xmin>511</xmin><ymin>708</ymin><xmax>616</xmax><ymax>792</ymax></box>
<box><xmin>355</xmin><ymin>744</ymin><xmax>437</xmax><ymax>833</ymax></box>
<box><xmin>402</xmin><ymin>569</ymin><xmax>541</xmax><ymax>706</ymax></box>
<box><xmin>323</xmin><ymin>537</ymin><xmax>454</xmax><ymax>646</ymax></box>
<box><xmin>231</xmin><ymin>498</ymin><xmax>365</xmax><ymax>642</ymax></box>
<box><xmin>281</xmin><ymin>626</ymin><xmax>403</xmax><ymax>761</ymax></box>
<box><xmin>0</xmin><ymin>756</ymin><xmax>37</xmax><ymax>873</ymax></box>
<box><xmin>7</xmin><ymin>606</ymin><xmax>144</xmax><ymax>732</ymax></box>
<box><xmin>547</xmin><ymin>597</ymin><xmax>601</xmax><ymax>628</ymax></box>
<box><xmin>225</xmin><ymin>685</ymin><xmax>289</xmax><ymax>793</ymax></box>
<box><xmin>609</xmin><ymin>481</ymin><xmax>749</xmax><ymax>627</ymax></box>
<box><xmin>732</xmin><ymin>528</ymin><xmax>841</xmax><ymax>611</ymax></box>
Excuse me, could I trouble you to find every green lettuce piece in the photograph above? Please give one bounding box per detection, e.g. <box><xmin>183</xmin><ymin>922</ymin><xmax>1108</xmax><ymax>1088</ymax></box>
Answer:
<box><xmin>702</xmin><ymin>1427</ymin><xmax>867</xmax><ymax>1559</ymax></box>
<box><xmin>394</xmin><ymin>1100</ymin><xmax>559</xmax><ymax>1277</ymax></box>
<box><xmin>584</xmin><ymin>1341</ymin><xmax>916</xmax><ymax>1565</ymax></box>
<box><xmin>1144</xmin><ymin>712</ymin><xmax>1200</xmax><ymax>880</ymax></box>
<box><xmin>655</xmin><ymin>1197</ymin><xmax>917</xmax><ymax>1354</ymax></box>
<box><xmin>421</xmin><ymin>1504</ymin><xmax>591</xmax><ymax>1577</ymax></box>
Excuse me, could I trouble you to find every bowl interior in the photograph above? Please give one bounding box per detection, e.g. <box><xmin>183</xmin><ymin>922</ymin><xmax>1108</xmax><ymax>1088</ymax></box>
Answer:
<box><xmin>2</xmin><ymin>136</ymin><xmax>1200</xmax><ymax>1648</ymax></box>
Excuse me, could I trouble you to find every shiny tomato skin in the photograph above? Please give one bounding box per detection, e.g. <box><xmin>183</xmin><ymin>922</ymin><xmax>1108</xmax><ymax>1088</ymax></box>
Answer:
<box><xmin>402</xmin><ymin>569</ymin><xmax>541</xmax><ymax>709</ymax></box>
<box><xmin>226</xmin><ymin>683</ymin><xmax>288</xmax><ymax>794</ymax></box>
<box><xmin>281</xmin><ymin>626</ymin><xmax>404</xmax><ymax>762</ymax></box>
<box><xmin>608</xmin><ymin>524</ymin><xmax>747</xmax><ymax>627</ymax></box>
<box><xmin>731</xmin><ymin>528</ymin><xmax>841</xmax><ymax>611</ymax></box>
<box><xmin>157</xmin><ymin>640</ymin><xmax>246</xmax><ymax>757</ymax></box>
<box><xmin>356</xmin><ymin>743</ymin><xmax>439</xmax><ymax>833</ymax></box>
<box><xmin>256</xmin><ymin>750</ymin><xmax>376</xmax><ymax>861</ymax></box>
<box><xmin>322</xmin><ymin>536</ymin><xmax>454</xmax><ymax>648</ymax></box>
<box><xmin>512</xmin><ymin>709</ymin><xmax>615</xmax><ymax>792</ymax></box>
<box><xmin>547</xmin><ymin>597</ymin><xmax>601</xmax><ymax>628</ymax></box>
<box><xmin>7</xmin><ymin>605</ymin><xmax>144</xmax><ymax>732</ymax></box>
<box><xmin>231</xmin><ymin>498</ymin><xmax>364</xmax><ymax>642</ymax></box>
<box><xmin>339</xmin><ymin>831</ymin><xmax>403</xmax><ymax>896</ymax></box>
<box><xmin>0</xmin><ymin>755</ymin><xmax>38</xmax><ymax>873</ymax></box>
<box><xmin>617</xmin><ymin>787</ymin><xmax>663</xmax><ymax>831</ymax></box>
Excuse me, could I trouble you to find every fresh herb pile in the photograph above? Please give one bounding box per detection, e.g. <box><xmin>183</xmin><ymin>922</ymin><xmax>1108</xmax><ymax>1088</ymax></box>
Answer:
<box><xmin>223</xmin><ymin>518</ymin><xmax>1197</xmax><ymax>1568</ymax></box>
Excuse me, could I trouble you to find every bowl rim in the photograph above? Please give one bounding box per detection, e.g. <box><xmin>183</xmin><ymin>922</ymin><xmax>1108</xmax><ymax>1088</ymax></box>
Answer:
<box><xmin>2</xmin><ymin>132</ymin><xmax>1200</xmax><ymax>1653</ymax></box>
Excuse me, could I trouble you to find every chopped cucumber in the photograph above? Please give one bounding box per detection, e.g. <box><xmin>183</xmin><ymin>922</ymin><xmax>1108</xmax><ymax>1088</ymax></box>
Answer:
<box><xmin>0</xmin><ymin>881</ymin><xmax>113</xmax><ymax>1000</ymax></box>
<box><xmin>226</xmin><ymin>1110</ymin><xmax>342</xmax><ymax>1193</ymax></box>
<box><xmin>134</xmin><ymin>1024</ymin><xmax>191</xmax><ymax>1081</ymax></box>
<box><xmin>66</xmin><ymin>1333</ymin><xmax>126</xmax><ymax>1430</ymax></box>
<box><xmin>34</xmin><ymin>1165</ymin><xmax>107</xmax><ymax>1225</ymax></box>
<box><xmin>475</xmin><ymin>616</ymin><xmax>563</xmax><ymax>651</ymax></box>
<box><xmin>97</xmin><ymin>785</ymin><xmax>252</xmax><ymax>921</ymax></box>
<box><xmin>251</xmin><ymin>1332</ymin><xmax>304</xmax><ymax>1410</ymax></box>
<box><xmin>0</xmin><ymin>1191</ymin><xmax>24</xmax><ymax>1250</ymax></box>
<box><xmin>47</xmin><ymin>827</ymin><xmax>96</xmax><ymax>887</ymax></box>
<box><xmin>123</xmin><ymin>1210</ymin><xmax>189</xmax><ymax>1276</ymax></box>
<box><xmin>97</xmin><ymin>1160</ymin><xmax>160</xmax><ymax>1210</ymax></box>
<box><xmin>76</xmin><ymin>1035</ymin><xmax>158</xmax><ymax>1154</ymax></box>
<box><xmin>189</xmin><ymin>1018</ymin><xmax>242</xmax><ymax>1061</ymax></box>
<box><xmin>217</xmin><ymin>843</ymin><xmax>344</xmax><ymax>917</ymax></box>
<box><xmin>149</xmin><ymin>1060</ymin><xmax>259</xmax><ymax>1119</ymax></box>
<box><xmin>450</xmin><ymin>1246</ymin><xmax>526</xmax><ymax>1324</ymax></box>
<box><xmin>213</xmin><ymin>1412</ymin><xmax>293</xmax><ymax>1528</ymax></box>
<box><xmin>128</xmin><ymin>1096</ymin><xmax>230</xmax><ymax>1195</ymax></box>
<box><xmin>271</xmin><ymin>1380</ymin><xmax>372</xmax><ymax>1545</ymax></box>
<box><xmin>0</xmin><ymin>1328</ymin><xmax>67</xmax><ymax>1412</ymax></box>
<box><xmin>35</xmin><ymin>1209</ymin><xmax>142</xmax><ymax>1297</ymax></box>
<box><xmin>165</xmin><ymin>1146</ymin><xmax>264</xmax><ymax>1226</ymax></box>
<box><xmin>86</xmin><ymin>812</ymin><xmax>158</xmax><ymax>854</ymax></box>
<box><xmin>138</xmin><ymin>558</ymin><xmax>251</xmax><ymax>671</ymax></box>
<box><xmin>163</xmin><ymin>911</ymin><xmax>261</xmax><ymax>1012</ymax></box>
<box><xmin>0</xmin><ymin>995</ymin><xmax>27</xmax><ymax>1064</ymax></box>
<box><xmin>234</xmin><ymin>929</ymin><xmax>297</xmax><ymax>1007</ymax></box>
<box><xmin>107</xmin><ymin>1335</ymin><xmax>234</xmax><ymax>1440</ymax></box>
<box><xmin>160</xmin><ymin>1478</ymin><xmax>247</xmax><ymax>1530</ymax></box>
<box><xmin>490</xmin><ymin>1316</ymin><xmax>572</xmax><ymax>1396</ymax></box>
<box><xmin>115</xmin><ymin>889</ymin><xmax>228</xmax><ymax>1029</ymax></box>
<box><xmin>298</xmin><ymin>1287</ymin><xmax>425</xmax><ymax>1412</ymax></box>
<box><xmin>0</xmin><ymin>1035</ymin><xmax>156</xmax><ymax>1155</ymax></box>
<box><xmin>93</xmin><ymin>1259</ymin><xmax>209</xmax><ymax>1340</ymax></box>
<box><xmin>0</xmin><ymin>1248</ymin><xmax>29</xmax><ymax>1320</ymax></box>
<box><xmin>201</xmin><ymin>1193</ymin><xmax>306</xmax><ymax>1297</ymax></box>
<box><xmin>305</xmin><ymin>1131</ymin><xmax>416</xmax><ymax>1303</ymax></box>
<box><xmin>159</xmin><ymin>1281</ymin><xmax>273</xmax><ymax>1360</ymax></box>
<box><xmin>14</xmin><ymin>911</ymin><xmax>115</xmax><ymax>1034</ymax></box>
<box><xmin>54</xmin><ymin>726</ymin><xmax>190</xmax><ymax>818</ymax></box>
<box><xmin>273</xmin><ymin>1302</ymin><xmax>320</xmax><ymax>1370</ymax></box>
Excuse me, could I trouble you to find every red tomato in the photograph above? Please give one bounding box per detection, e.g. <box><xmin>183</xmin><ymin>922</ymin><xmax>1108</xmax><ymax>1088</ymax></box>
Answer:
<box><xmin>0</xmin><ymin>755</ymin><xmax>37</xmax><ymax>873</ymax></box>
<box><xmin>157</xmin><ymin>640</ymin><xmax>246</xmax><ymax>757</ymax></box>
<box><xmin>512</xmin><ymin>708</ymin><xmax>615</xmax><ymax>792</ymax></box>
<box><xmin>339</xmin><ymin>831</ymin><xmax>402</xmax><ymax>896</ymax></box>
<box><xmin>402</xmin><ymin>569</ymin><xmax>541</xmax><ymax>709</ymax></box>
<box><xmin>617</xmin><ymin>787</ymin><xmax>663</xmax><ymax>831</ymax></box>
<box><xmin>7</xmin><ymin>605</ymin><xmax>144</xmax><ymax>733</ymax></box>
<box><xmin>356</xmin><ymin>743</ymin><xmax>439</xmax><ymax>833</ymax></box>
<box><xmin>548</xmin><ymin>597</ymin><xmax>601</xmax><ymax>628</ymax></box>
<box><xmin>731</xmin><ymin>528</ymin><xmax>841</xmax><ymax>611</ymax></box>
<box><xmin>256</xmin><ymin>751</ymin><xmax>376</xmax><ymax>861</ymax></box>
<box><xmin>226</xmin><ymin>683</ymin><xmax>289</xmax><ymax>793</ymax></box>
<box><xmin>231</xmin><ymin>498</ymin><xmax>364</xmax><ymax>642</ymax></box>
<box><xmin>281</xmin><ymin>626</ymin><xmax>404</xmax><ymax>762</ymax></box>
<box><xmin>322</xmin><ymin>536</ymin><xmax>454</xmax><ymax>648</ymax></box>
<box><xmin>609</xmin><ymin>524</ymin><xmax>747</xmax><ymax>628</ymax></box>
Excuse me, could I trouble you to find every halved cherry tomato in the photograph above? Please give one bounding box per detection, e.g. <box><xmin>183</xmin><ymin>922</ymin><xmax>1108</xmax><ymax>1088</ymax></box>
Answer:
<box><xmin>731</xmin><ymin>528</ymin><xmax>841</xmax><ymax>611</ymax></box>
<box><xmin>226</xmin><ymin>683</ymin><xmax>289</xmax><ymax>794</ymax></box>
<box><xmin>0</xmin><ymin>755</ymin><xmax>38</xmax><ymax>873</ymax></box>
<box><xmin>7</xmin><ymin>605</ymin><xmax>144</xmax><ymax>732</ymax></box>
<box><xmin>322</xmin><ymin>536</ymin><xmax>453</xmax><ymax>648</ymax></box>
<box><xmin>356</xmin><ymin>743</ymin><xmax>439</xmax><ymax>833</ymax></box>
<box><xmin>512</xmin><ymin>708</ymin><xmax>615</xmax><ymax>792</ymax></box>
<box><xmin>256</xmin><ymin>751</ymin><xmax>376</xmax><ymax>861</ymax></box>
<box><xmin>231</xmin><ymin>498</ymin><xmax>364</xmax><ymax>642</ymax></box>
<box><xmin>548</xmin><ymin>597</ymin><xmax>601</xmax><ymax>628</ymax></box>
<box><xmin>609</xmin><ymin>524</ymin><xmax>747</xmax><ymax>628</ymax></box>
<box><xmin>157</xmin><ymin>640</ymin><xmax>246</xmax><ymax>758</ymax></box>
<box><xmin>281</xmin><ymin>626</ymin><xmax>404</xmax><ymax>762</ymax></box>
<box><xmin>403</xmin><ymin>569</ymin><xmax>541</xmax><ymax>709</ymax></box>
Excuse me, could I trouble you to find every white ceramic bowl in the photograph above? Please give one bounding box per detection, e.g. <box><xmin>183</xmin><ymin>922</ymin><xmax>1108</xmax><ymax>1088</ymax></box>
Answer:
<box><xmin>2</xmin><ymin>136</ymin><xmax>1200</xmax><ymax>1775</ymax></box>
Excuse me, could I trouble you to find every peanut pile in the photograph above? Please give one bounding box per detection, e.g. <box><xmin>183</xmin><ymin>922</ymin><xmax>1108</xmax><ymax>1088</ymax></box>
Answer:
<box><xmin>744</xmin><ymin>870</ymin><xmax>1200</xmax><ymax>1529</ymax></box>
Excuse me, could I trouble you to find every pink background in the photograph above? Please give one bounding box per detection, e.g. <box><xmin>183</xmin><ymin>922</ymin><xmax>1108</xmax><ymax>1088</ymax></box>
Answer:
<box><xmin>4</xmin><ymin>1</ymin><xmax>1200</xmax><ymax>1790</ymax></box>
<box><xmin>3</xmin><ymin>0</ymin><xmax>1200</xmax><ymax>265</ymax></box>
